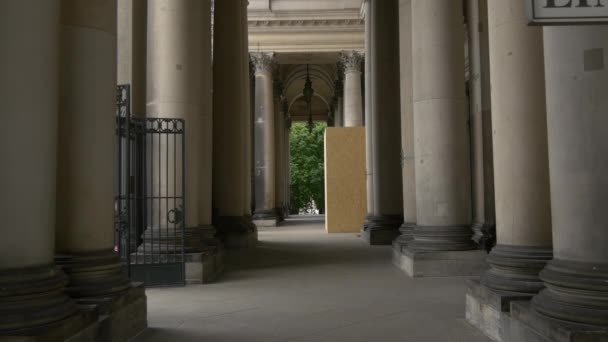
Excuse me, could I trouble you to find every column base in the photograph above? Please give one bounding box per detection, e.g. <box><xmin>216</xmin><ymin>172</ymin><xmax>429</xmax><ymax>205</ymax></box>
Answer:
<box><xmin>68</xmin><ymin>283</ymin><xmax>147</xmax><ymax>342</ymax></box>
<box><xmin>361</xmin><ymin>215</ymin><xmax>402</xmax><ymax>245</ymax></box>
<box><xmin>0</xmin><ymin>264</ymin><xmax>79</xmax><ymax>335</ymax></box>
<box><xmin>215</xmin><ymin>216</ymin><xmax>258</xmax><ymax>248</ymax></box>
<box><xmin>409</xmin><ymin>225</ymin><xmax>477</xmax><ymax>251</ymax></box>
<box><xmin>394</xmin><ymin>245</ymin><xmax>488</xmax><ymax>277</ymax></box>
<box><xmin>481</xmin><ymin>245</ymin><xmax>552</xmax><ymax>294</ymax></box>
<box><xmin>253</xmin><ymin>209</ymin><xmax>279</xmax><ymax>227</ymax></box>
<box><xmin>394</xmin><ymin>222</ymin><xmax>415</xmax><ymax>247</ymax></box>
<box><xmin>139</xmin><ymin>225</ymin><xmax>216</xmax><ymax>254</ymax></box>
<box><xmin>55</xmin><ymin>250</ymin><xmax>131</xmax><ymax>299</ymax></box>
<box><xmin>471</xmin><ymin>222</ymin><xmax>497</xmax><ymax>252</ymax></box>
<box><xmin>466</xmin><ymin>279</ymin><xmax>538</xmax><ymax>342</ymax></box>
<box><xmin>509</xmin><ymin>301</ymin><xmax>608</xmax><ymax>342</ymax></box>
<box><xmin>2</xmin><ymin>281</ymin><xmax>146</xmax><ymax>342</ymax></box>
<box><xmin>532</xmin><ymin>259</ymin><xmax>608</xmax><ymax>326</ymax></box>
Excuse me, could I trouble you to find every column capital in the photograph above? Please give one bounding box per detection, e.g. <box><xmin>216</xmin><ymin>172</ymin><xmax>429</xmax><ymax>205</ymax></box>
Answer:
<box><xmin>340</xmin><ymin>51</ymin><xmax>364</xmax><ymax>73</ymax></box>
<box><xmin>250</xmin><ymin>52</ymin><xmax>276</xmax><ymax>74</ymax></box>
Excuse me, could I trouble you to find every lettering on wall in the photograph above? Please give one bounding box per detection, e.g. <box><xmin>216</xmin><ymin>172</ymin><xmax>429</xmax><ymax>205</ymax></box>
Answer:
<box><xmin>527</xmin><ymin>0</ymin><xmax>608</xmax><ymax>24</ymax></box>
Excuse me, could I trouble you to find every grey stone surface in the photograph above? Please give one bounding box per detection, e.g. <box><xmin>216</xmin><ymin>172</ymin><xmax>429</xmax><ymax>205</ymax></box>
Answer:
<box><xmin>509</xmin><ymin>302</ymin><xmax>608</xmax><ymax>342</ymax></box>
<box><xmin>185</xmin><ymin>249</ymin><xmax>226</xmax><ymax>285</ymax></box>
<box><xmin>466</xmin><ymin>279</ymin><xmax>535</xmax><ymax>342</ymax></box>
<box><xmin>395</xmin><ymin>245</ymin><xmax>488</xmax><ymax>278</ymax></box>
<box><xmin>135</xmin><ymin>216</ymin><xmax>490</xmax><ymax>342</ymax></box>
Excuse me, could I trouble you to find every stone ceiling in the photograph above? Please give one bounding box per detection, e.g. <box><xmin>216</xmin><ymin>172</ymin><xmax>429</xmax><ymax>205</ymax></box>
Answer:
<box><xmin>248</xmin><ymin>0</ymin><xmax>365</xmax><ymax>121</ymax></box>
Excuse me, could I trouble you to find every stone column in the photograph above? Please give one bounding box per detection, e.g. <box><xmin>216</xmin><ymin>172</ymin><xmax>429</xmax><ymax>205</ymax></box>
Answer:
<box><xmin>333</xmin><ymin>78</ymin><xmax>344</xmax><ymax>127</ymax></box>
<box><xmin>341</xmin><ymin>51</ymin><xmax>364</xmax><ymax>127</ymax></box>
<box><xmin>362</xmin><ymin>0</ymin><xmax>403</xmax><ymax>245</ymax></box>
<box><xmin>285</xmin><ymin>114</ymin><xmax>292</xmax><ymax>216</ymax></box>
<box><xmin>530</xmin><ymin>25</ymin><xmax>608</xmax><ymax>327</ymax></box>
<box><xmin>479</xmin><ymin>0</ymin><xmax>553</xmax><ymax>294</ymax></box>
<box><xmin>147</xmin><ymin>0</ymin><xmax>212</xmax><ymax>252</ymax></box>
<box><xmin>467</xmin><ymin>0</ymin><xmax>488</xmax><ymax>248</ymax></box>
<box><xmin>407</xmin><ymin>0</ymin><xmax>473</xmax><ymax>252</ymax></box>
<box><xmin>198</xmin><ymin>0</ymin><xmax>214</xmax><ymax>238</ymax></box>
<box><xmin>480</xmin><ymin>0</ymin><xmax>496</xmax><ymax>250</ymax></box>
<box><xmin>0</xmin><ymin>0</ymin><xmax>78</xmax><ymax>333</ymax></box>
<box><xmin>251</xmin><ymin>53</ymin><xmax>278</xmax><ymax>226</ymax></box>
<box><xmin>241</xmin><ymin>0</ymin><xmax>253</xmax><ymax>221</ymax></box>
<box><xmin>395</xmin><ymin>0</ymin><xmax>416</xmax><ymax>245</ymax></box>
<box><xmin>55</xmin><ymin>0</ymin><xmax>131</xmax><ymax>298</ymax></box>
<box><xmin>213</xmin><ymin>0</ymin><xmax>256</xmax><ymax>247</ymax></box>
<box><xmin>117</xmin><ymin>0</ymin><xmax>147</xmax><ymax>116</ymax></box>
<box><xmin>363</xmin><ymin>0</ymin><xmax>375</xmax><ymax>223</ymax></box>
<box><xmin>274</xmin><ymin>82</ymin><xmax>285</xmax><ymax>222</ymax></box>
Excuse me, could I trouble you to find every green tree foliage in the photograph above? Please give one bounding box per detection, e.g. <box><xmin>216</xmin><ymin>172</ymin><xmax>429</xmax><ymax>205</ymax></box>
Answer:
<box><xmin>290</xmin><ymin>122</ymin><xmax>326</xmax><ymax>213</ymax></box>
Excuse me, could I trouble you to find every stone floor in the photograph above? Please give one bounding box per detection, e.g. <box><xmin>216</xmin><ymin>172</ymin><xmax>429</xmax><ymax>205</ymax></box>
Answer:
<box><xmin>134</xmin><ymin>216</ymin><xmax>490</xmax><ymax>342</ymax></box>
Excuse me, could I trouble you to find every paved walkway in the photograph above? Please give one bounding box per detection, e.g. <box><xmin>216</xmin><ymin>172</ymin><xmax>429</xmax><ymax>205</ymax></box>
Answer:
<box><xmin>135</xmin><ymin>216</ymin><xmax>489</xmax><ymax>342</ymax></box>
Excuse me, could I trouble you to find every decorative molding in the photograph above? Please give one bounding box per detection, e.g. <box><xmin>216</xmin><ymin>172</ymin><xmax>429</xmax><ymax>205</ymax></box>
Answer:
<box><xmin>250</xmin><ymin>52</ymin><xmax>276</xmax><ymax>74</ymax></box>
<box><xmin>340</xmin><ymin>51</ymin><xmax>363</xmax><ymax>73</ymax></box>
<box><xmin>249</xmin><ymin>18</ymin><xmax>364</xmax><ymax>28</ymax></box>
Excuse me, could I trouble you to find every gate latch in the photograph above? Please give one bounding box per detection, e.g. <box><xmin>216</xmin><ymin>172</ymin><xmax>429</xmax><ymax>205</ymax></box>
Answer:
<box><xmin>168</xmin><ymin>206</ymin><xmax>184</xmax><ymax>225</ymax></box>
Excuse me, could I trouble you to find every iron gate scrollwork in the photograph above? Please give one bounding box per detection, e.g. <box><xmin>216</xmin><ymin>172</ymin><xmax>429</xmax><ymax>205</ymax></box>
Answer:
<box><xmin>115</xmin><ymin>84</ymin><xmax>186</xmax><ymax>286</ymax></box>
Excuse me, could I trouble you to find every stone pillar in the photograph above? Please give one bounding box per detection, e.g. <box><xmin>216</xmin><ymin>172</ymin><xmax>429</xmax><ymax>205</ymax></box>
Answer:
<box><xmin>363</xmin><ymin>0</ymin><xmax>375</xmax><ymax>224</ymax></box>
<box><xmin>0</xmin><ymin>0</ymin><xmax>79</xmax><ymax>333</ymax></box>
<box><xmin>529</xmin><ymin>25</ymin><xmax>608</xmax><ymax>328</ymax></box>
<box><xmin>341</xmin><ymin>51</ymin><xmax>364</xmax><ymax>127</ymax></box>
<box><xmin>397</xmin><ymin>0</ymin><xmax>487</xmax><ymax>277</ymax></box>
<box><xmin>198</xmin><ymin>0</ymin><xmax>214</xmax><ymax>237</ymax></box>
<box><xmin>480</xmin><ymin>0</ymin><xmax>553</xmax><ymax>294</ymax></box>
<box><xmin>240</xmin><ymin>1</ymin><xmax>253</xmax><ymax>222</ymax></box>
<box><xmin>408</xmin><ymin>0</ymin><xmax>473</xmax><ymax>252</ymax></box>
<box><xmin>333</xmin><ymin>78</ymin><xmax>344</xmax><ymax>127</ymax></box>
<box><xmin>480</xmin><ymin>0</ymin><xmax>496</xmax><ymax>250</ymax></box>
<box><xmin>251</xmin><ymin>53</ymin><xmax>278</xmax><ymax>226</ymax></box>
<box><xmin>395</xmin><ymin>0</ymin><xmax>416</xmax><ymax>245</ymax></box>
<box><xmin>362</xmin><ymin>0</ymin><xmax>403</xmax><ymax>245</ymax></box>
<box><xmin>117</xmin><ymin>0</ymin><xmax>147</xmax><ymax>116</ymax></box>
<box><xmin>55</xmin><ymin>0</ymin><xmax>131</xmax><ymax>298</ymax></box>
<box><xmin>285</xmin><ymin>113</ymin><xmax>292</xmax><ymax>216</ymax></box>
<box><xmin>274</xmin><ymin>82</ymin><xmax>286</xmax><ymax>222</ymax></box>
<box><xmin>147</xmin><ymin>0</ymin><xmax>212</xmax><ymax>252</ymax></box>
<box><xmin>213</xmin><ymin>0</ymin><xmax>257</xmax><ymax>247</ymax></box>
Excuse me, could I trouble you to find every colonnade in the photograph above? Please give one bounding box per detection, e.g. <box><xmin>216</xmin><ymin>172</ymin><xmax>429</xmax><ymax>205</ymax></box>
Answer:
<box><xmin>1</xmin><ymin>0</ymin><xmax>141</xmax><ymax>336</ymax></box>
<box><xmin>2</xmin><ymin>0</ymin><xmax>607</xmax><ymax>339</ymax></box>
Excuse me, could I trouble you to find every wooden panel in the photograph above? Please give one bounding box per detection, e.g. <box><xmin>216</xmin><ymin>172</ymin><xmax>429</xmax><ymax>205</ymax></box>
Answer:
<box><xmin>324</xmin><ymin>127</ymin><xmax>367</xmax><ymax>233</ymax></box>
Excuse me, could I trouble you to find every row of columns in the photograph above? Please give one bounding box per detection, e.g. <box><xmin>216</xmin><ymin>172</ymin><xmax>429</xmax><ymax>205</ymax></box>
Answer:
<box><xmin>1</xmin><ymin>0</ymin><xmax>132</xmax><ymax>333</ymax></box>
<box><xmin>390</xmin><ymin>0</ymin><xmax>607</xmax><ymax>329</ymax></box>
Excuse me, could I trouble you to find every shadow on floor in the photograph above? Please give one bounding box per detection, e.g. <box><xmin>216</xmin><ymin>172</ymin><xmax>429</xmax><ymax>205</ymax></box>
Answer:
<box><xmin>220</xmin><ymin>216</ymin><xmax>385</xmax><ymax>283</ymax></box>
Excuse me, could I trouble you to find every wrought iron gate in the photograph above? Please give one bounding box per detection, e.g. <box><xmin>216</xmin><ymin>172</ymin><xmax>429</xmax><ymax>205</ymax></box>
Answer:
<box><xmin>115</xmin><ymin>84</ymin><xmax>186</xmax><ymax>286</ymax></box>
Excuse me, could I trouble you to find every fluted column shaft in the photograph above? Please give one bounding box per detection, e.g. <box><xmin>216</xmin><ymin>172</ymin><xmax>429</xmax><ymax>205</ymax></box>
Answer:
<box><xmin>55</xmin><ymin>0</ymin><xmax>131</xmax><ymax>298</ymax></box>
<box><xmin>213</xmin><ymin>0</ymin><xmax>256</xmax><ymax>239</ymax></box>
<box><xmin>0</xmin><ymin>0</ymin><xmax>78</xmax><ymax>332</ymax></box>
<box><xmin>531</xmin><ymin>25</ymin><xmax>608</xmax><ymax>327</ymax></box>
<box><xmin>480</xmin><ymin>0</ymin><xmax>553</xmax><ymax>294</ymax></box>
<box><xmin>362</xmin><ymin>0</ymin><xmax>403</xmax><ymax>245</ymax></box>
<box><xmin>251</xmin><ymin>53</ymin><xmax>277</xmax><ymax>221</ymax></box>
<box><xmin>409</xmin><ymin>0</ymin><xmax>473</xmax><ymax>251</ymax></box>
<box><xmin>341</xmin><ymin>51</ymin><xmax>364</xmax><ymax>127</ymax></box>
<box><xmin>396</xmin><ymin>0</ymin><xmax>416</xmax><ymax>244</ymax></box>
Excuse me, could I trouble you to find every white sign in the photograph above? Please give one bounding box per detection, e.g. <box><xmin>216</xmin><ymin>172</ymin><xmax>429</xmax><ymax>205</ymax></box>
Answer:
<box><xmin>527</xmin><ymin>0</ymin><xmax>608</xmax><ymax>24</ymax></box>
